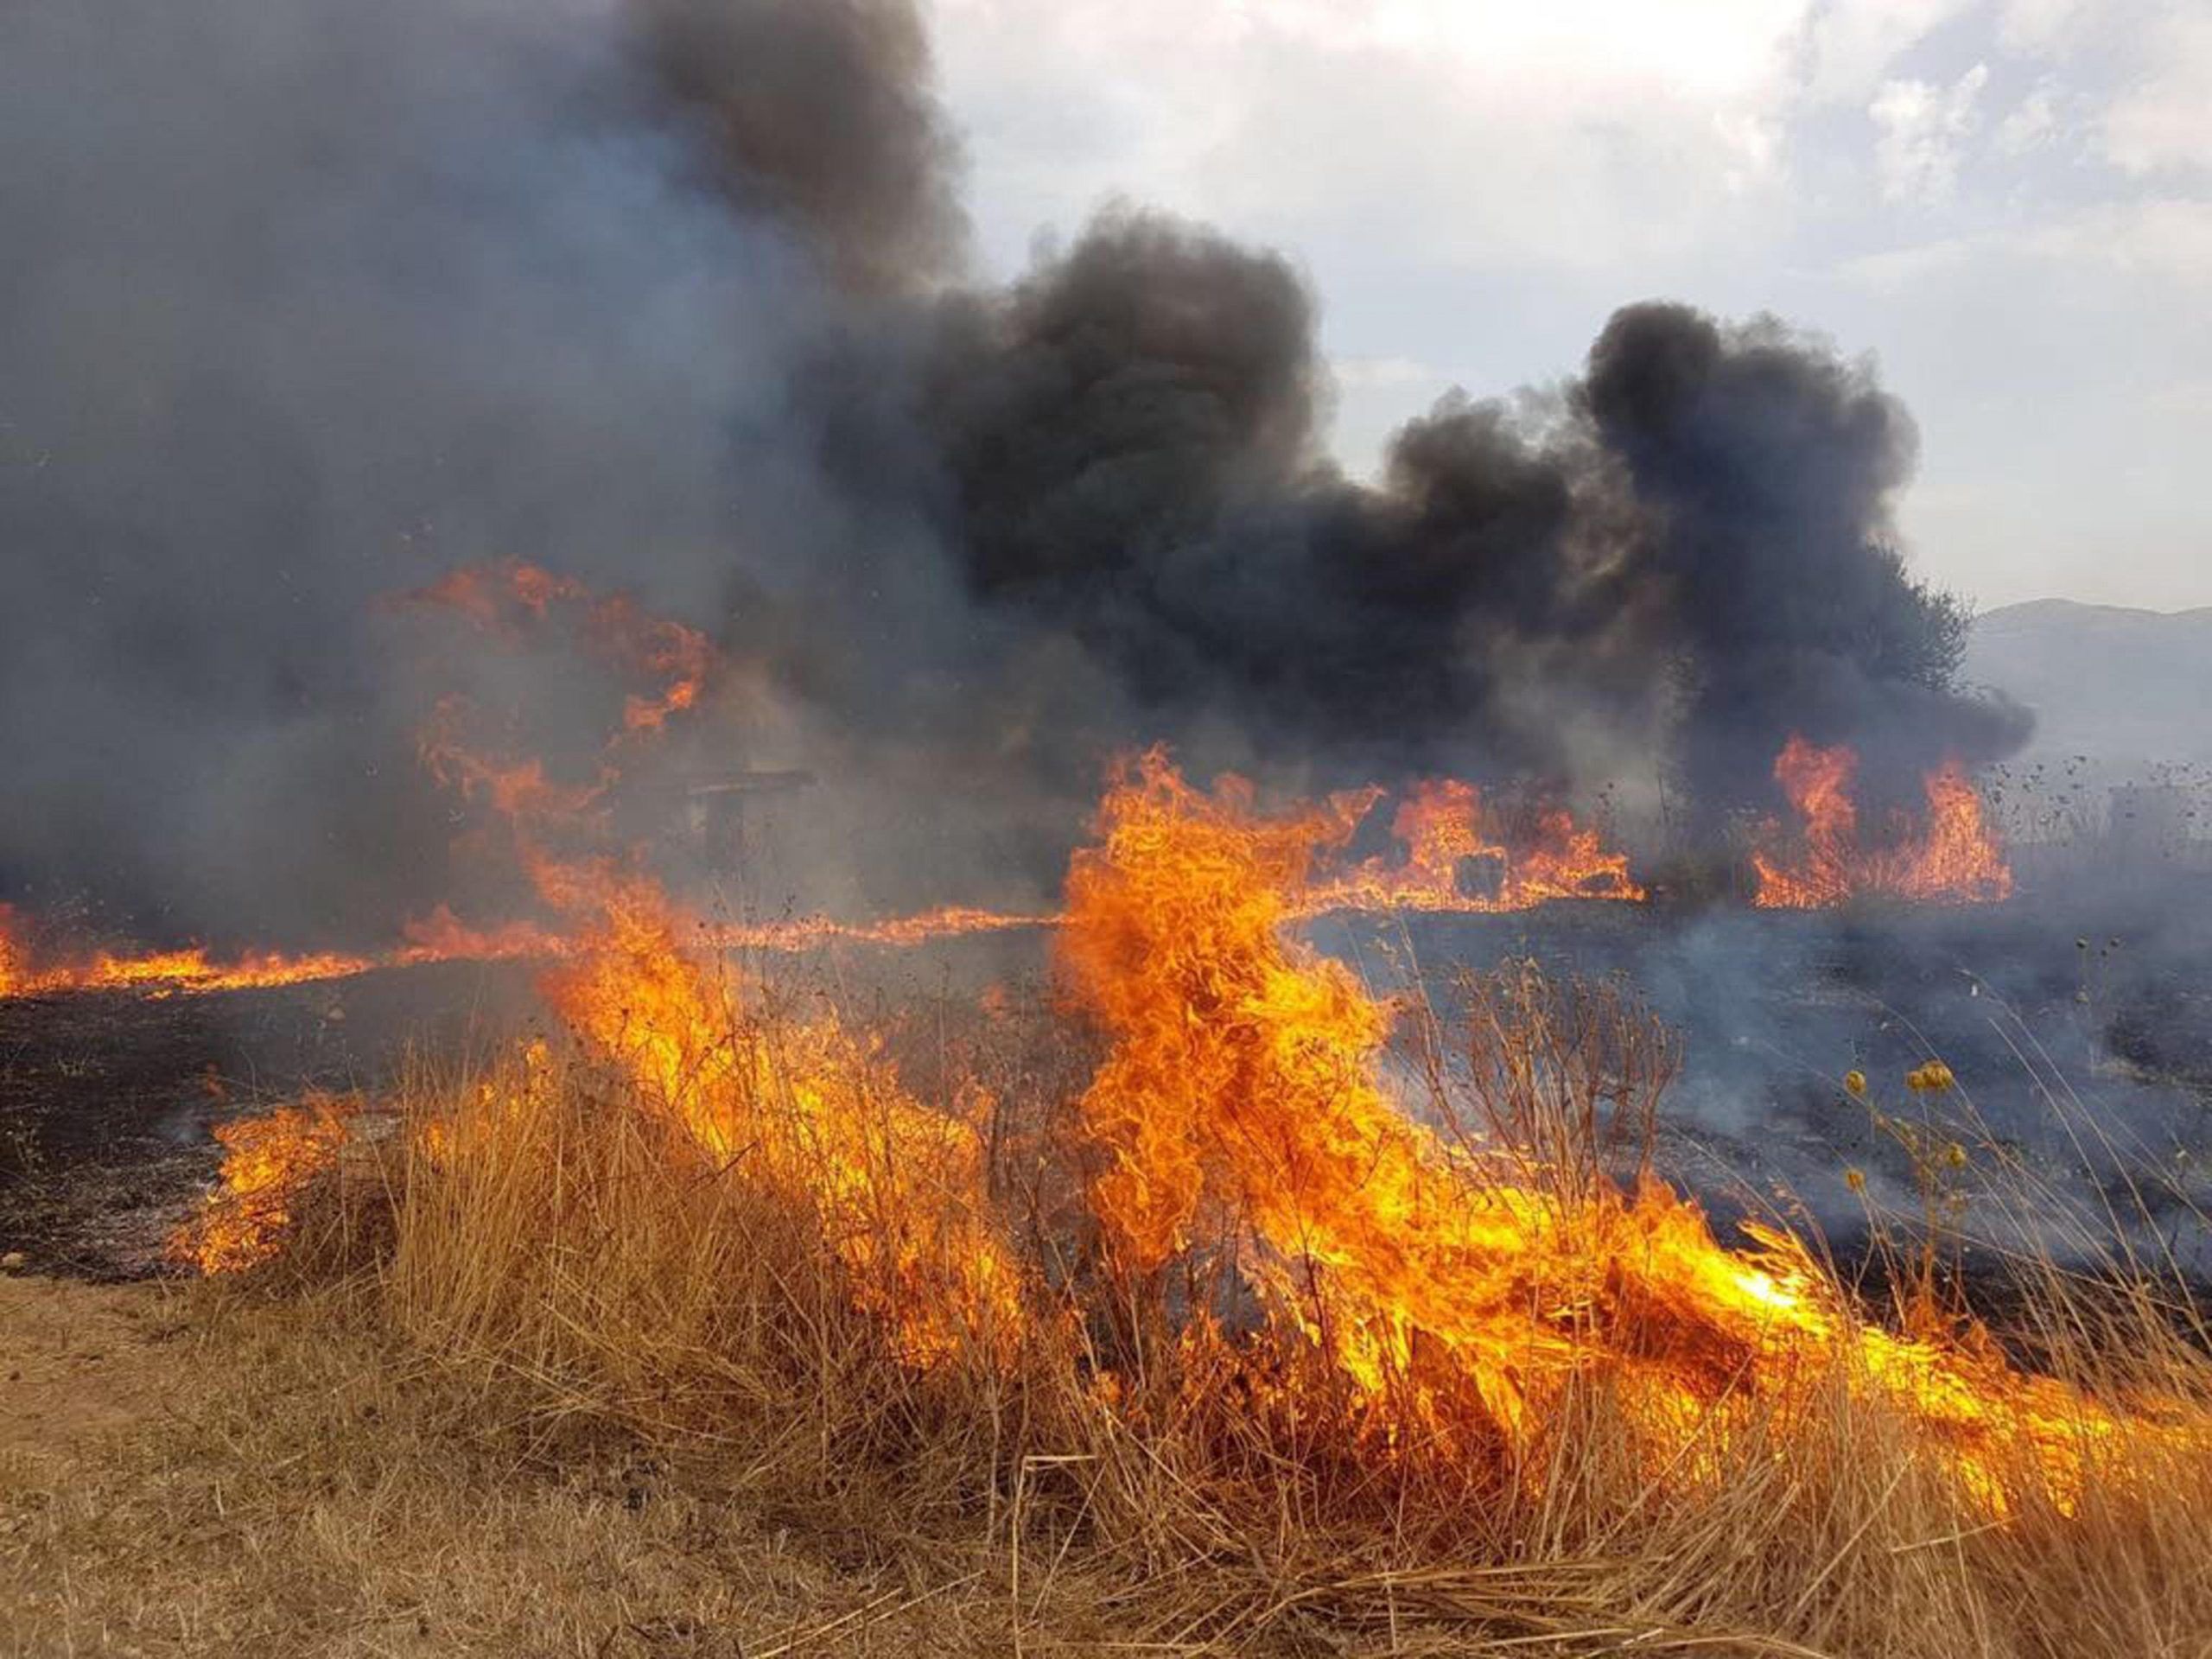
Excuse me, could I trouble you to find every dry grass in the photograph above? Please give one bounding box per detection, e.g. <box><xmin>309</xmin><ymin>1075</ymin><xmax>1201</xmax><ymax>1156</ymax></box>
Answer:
<box><xmin>13</xmin><ymin>970</ymin><xmax>2212</xmax><ymax>1656</ymax></box>
<box><xmin>0</xmin><ymin>1277</ymin><xmax>1046</xmax><ymax>1656</ymax></box>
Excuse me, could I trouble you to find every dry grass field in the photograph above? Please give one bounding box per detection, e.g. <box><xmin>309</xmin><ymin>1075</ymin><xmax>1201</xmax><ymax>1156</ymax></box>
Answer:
<box><xmin>1</xmin><ymin>1273</ymin><xmax>1027</xmax><ymax>1657</ymax></box>
<box><xmin>11</xmin><ymin>764</ymin><xmax>2212</xmax><ymax>1657</ymax></box>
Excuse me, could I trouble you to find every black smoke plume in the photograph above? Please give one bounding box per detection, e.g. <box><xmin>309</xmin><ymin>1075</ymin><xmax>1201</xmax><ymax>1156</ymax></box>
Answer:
<box><xmin>0</xmin><ymin>0</ymin><xmax>2025</xmax><ymax>943</ymax></box>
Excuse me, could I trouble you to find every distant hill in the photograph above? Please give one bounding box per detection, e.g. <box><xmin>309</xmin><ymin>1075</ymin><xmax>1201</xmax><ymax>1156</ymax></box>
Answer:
<box><xmin>1964</xmin><ymin>600</ymin><xmax>2212</xmax><ymax>775</ymax></box>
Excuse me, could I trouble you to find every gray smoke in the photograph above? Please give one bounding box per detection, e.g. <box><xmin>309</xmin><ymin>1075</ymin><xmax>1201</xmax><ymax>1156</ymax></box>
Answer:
<box><xmin>0</xmin><ymin>0</ymin><xmax>2027</xmax><ymax>944</ymax></box>
<box><xmin>869</xmin><ymin>221</ymin><xmax>2024</xmax><ymax>821</ymax></box>
<box><xmin>0</xmin><ymin>0</ymin><xmax>857</xmax><ymax>941</ymax></box>
<box><xmin>631</xmin><ymin>0</ymin><xmax>966</xmax><ymax>295</ymax></box>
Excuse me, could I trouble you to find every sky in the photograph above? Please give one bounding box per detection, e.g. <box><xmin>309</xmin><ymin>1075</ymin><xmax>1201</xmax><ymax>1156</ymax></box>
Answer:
<box><xmin>929</xmin><ymin>0</ymin><xmax>2212</xmax><ymax>613</ymax></box>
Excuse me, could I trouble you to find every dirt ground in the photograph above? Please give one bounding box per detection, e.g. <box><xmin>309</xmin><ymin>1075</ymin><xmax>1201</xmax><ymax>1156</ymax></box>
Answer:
<box><xmin>0</xmin><ymin>1274</ymin><xmax>1035</xmax><ymax>1659</ymax></box>
<box><xmin>0</xmin><ymin>1274</ymin><xmax>186</xmax><ymax>1477</ymax></box>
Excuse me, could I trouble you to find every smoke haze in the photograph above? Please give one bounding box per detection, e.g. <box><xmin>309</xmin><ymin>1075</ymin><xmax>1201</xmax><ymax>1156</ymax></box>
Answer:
<box><xmin>0</xmin><ymin>0</ymin><xmax>2026</xmax><ymax>945</ymax></box>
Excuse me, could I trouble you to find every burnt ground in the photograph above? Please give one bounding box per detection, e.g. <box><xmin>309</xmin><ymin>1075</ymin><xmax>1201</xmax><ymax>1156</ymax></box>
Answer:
<box><xmin>1351</xmin><ymin>884</ymin><xmax>2212</xmax><ymax>1281</ymax></box>
<box><xmin>7</xmin><ymin>882</ymin><xmax>2212</xmax><ymax>1284</ymax></box>
<box><xmin>0</xmin><ymin>963</ymin><xmax>540</xmax><ymax>1276</ymax></box>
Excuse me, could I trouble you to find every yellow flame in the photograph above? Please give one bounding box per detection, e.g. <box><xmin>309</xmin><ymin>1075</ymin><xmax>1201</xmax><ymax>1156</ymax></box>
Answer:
<box><xmin>166</xmin><ymin>1094</ymin><xmax>356</xmax><ymax>1274</ymax></box>
<box><xmin>1755</xmin><ymin>736</ymin><xmax>2012</xmax><ymax>909</ymax></box>
<box><xmin>1062</xmin><ymin>751</ymin><xmax>2194</xmax><ymax>1511</ymax></box>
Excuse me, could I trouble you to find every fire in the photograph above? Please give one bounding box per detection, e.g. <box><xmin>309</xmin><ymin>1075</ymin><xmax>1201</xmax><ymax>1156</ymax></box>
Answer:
<box><xmin>156</xmin><ymin>731</ymin><xmax>2206</xmax><ymax>1511</ymax></box>
<box><xmin>166</xmin><ymin>1093</ymin><xmax>357</xmax><ymax>1274</ymax></box>
<box><xmin>97</xmin><ymin>556</ymin><xmax>2211</xmax><ymax>1550</ymax></box>
<box><xmin>6</xmin><ymin>547</ymin><xmax>1645</xmax><ymax>1005</ymax></box>
<box><xmin>527</xmin><ymin>854</ymin><xmax>1024</xmax><ymax>1366</ymax></box>
<box><xmin>705</xmin><ymin>904</ymin><xmax>1057</xmax><ymax>952</ymax></box>
<box><xmin>0</xmin><ymin>903</ymin><xmax>35</xmax><ymax>999</ymax></box>
<box><xmin>1753</xmin><ymin>736</ymin><xmax>2013</xmax><ymax>908</ymax></box>
<box><xmin>1306</xmin><ymin>778</ymin><xmax>1643</xmax><ymax>916</ymax></box>
<box><xmin>0</xmin><ymin>898</ymin><xmax>1071</xmax><ymax>1004</ymax></box>
<box><xmin>0</xmin><ymin>906</ymin><xmax>382</xmax><ymax>1000</ymax></box>
<box><xmin>393</xmin><ymin>906</ymin><xmax>568</xmax><ymax>967</ymax></box>
<box><xmin>1061</xmin><ymin>752</ymin><xmax>2188</xmax><ymax>1510</ymax></box>
<box><xmin>0</xmin><ymin>903</ymin><xmax>556</xmax><ymax>1001</ymax></box>
<box><xmin>404</xmin><ymin>559</ymin><xmax>715</xmax><ymax>736</ymax></box>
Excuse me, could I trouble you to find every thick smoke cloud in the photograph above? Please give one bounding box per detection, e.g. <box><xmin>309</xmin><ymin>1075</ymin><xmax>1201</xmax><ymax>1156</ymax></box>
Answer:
<box><xmin>1580</xmin><ymin>304</ymin><xmax>2031</xmax><ymax>811</ymax></box>
<box><xmin>632</xmin><ymin>0</ymin><xmax>966</xmax><ymax>294</ymax></box>
<box><xmin>0</xmin><ymin>0</ymin><xmax>2025</xmax><ymax>944</ymax></box>
<box><xmin>890</xmin><ymin>218</ymin><xmax>2020</xmax><ymax>807</ymax></box>
<box><xmin>0</xmin><ymin>0</ymin><xmax>856</xmax><ymax>941</ymax></box>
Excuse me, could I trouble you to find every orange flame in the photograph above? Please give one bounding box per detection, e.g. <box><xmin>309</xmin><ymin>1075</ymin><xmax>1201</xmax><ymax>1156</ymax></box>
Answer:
<box><xmin>0</xmin><ymin>904</ymin><xmax>30</xmax><ymax>1000</ymax></box>
<box><xmin>134</xmin><ymin>558</ymin><xmax>2204</xmax><ymax>1520</ymax></box>
<box><xmin>703</xmin><ymin>904</ymin><xmax>1058</xmax><ymax>952</ymax></box>
<box><xmin>166</xmin><ymin>1094</ymin><xmax>357</xmax><ymax>1273</ymax></box>
<box><xmin>1306</xmin><ymin>779</ymin><xmax>1643</xmax><ymax>916</ymax></box>
<box><xmin>0</xmin><ymin>901</ymin><xmax>570</xmax><ymax>1001</ymax></box>
<box><xmin>0</xmin><ymin>898</ymin><xmax>1073</xmax><ymax>1003</ymax></box>
<box><xmin>0</xmin><ymin>905</ymin><xmax>383</xmax><ymax>1000</ymax></box>
<box><xmin>528</xmin><ymin>854</ymin><xmax>1024</xmax><ymax>1365</ymax></box>
<box><xmin>9</xmin><ymin>540</ymin><xmax>1644</xmax><ymax>1007</ymax></box>
<box><xmin>1753</xmin><ymin>736</ymin><xmax>2013</xmax><ymax>909</ymax></box>
<box><xmin>393</xmin><ymin>906</ymin><xmax>568</xmax><ymax>966</ymax></box>
<box><xmin>1061</xmin><ymin>752</ymin><xmax>2186</xmax><ymax>1510</ymax></box>
<box><xmin>156</xmin><ymin>734</ymin><xmax>2206</xmax><ymax>1510</ymax></box>
<box><xmin>404</xmin><ymin>560</ymin><xmax>715</xmax><ymax>737</ymax></box>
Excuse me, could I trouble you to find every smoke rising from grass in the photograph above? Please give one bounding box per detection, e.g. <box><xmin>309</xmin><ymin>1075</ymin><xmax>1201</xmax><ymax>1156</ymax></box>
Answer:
<box><xmin>0</xmin><ymin>0</ymin><xmax>2025</xmax><ymax>941</ymax></box>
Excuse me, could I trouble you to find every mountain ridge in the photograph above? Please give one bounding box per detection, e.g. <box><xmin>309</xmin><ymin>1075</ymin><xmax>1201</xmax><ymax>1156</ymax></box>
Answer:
<box><xmin>1976</xmin><ymin>596</ymin><xmax>2212</xmax><ymax>627</ymax></box>
<box><xmin>1964</xmin><ymin>598</ymin><xmax>2212</xmax><ymax>772</ymax></box>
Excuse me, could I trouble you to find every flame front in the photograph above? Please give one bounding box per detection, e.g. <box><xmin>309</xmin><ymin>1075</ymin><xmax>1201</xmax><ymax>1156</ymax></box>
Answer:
<box><xmin>1754</xmin><ymin>736</ymin><xmax>2013</xmax><ymax>908</ymax></box>
<box><xmin>167</xmin><ymin>1094</ymin><xmax>356</xmax><ymax>1274</ymax></box>
<box><xmin>0</xmin><ymin>903</ymin><xmax>543</xmax><ymax>1000</ymax></box>
<box><xmin>1306</xmin><ymin>779</ymin><xmax>1643</xmax><ymax>916</ymax></box>
<box><xmin>0</xmin><ymin>780</ymin><xmax>1638</xmax><ymax>1005</ymax></box>
<box><xmin>0</xmin><ymin>934</ymin><xmax>381</xmax><ymax>999</ymax></box>
<box><xmin>1063</xmin><ymin>752</ymin><xmax>2186</xmax><ymax>1509</ymax></box>
<box><xmin>2</xmin><ymin>552</ymin><xmax>1647</xmax><ymax>1006</ymax></box>
<box><xmin>129</xmin><ymin>565</ymin><xmax>2202</xmax><ymax>1516</ymax></box>
<box><xmin>527</xmin><ymin>854</ymin><xmax>1024</xmax><ymax>1367</ymax></box>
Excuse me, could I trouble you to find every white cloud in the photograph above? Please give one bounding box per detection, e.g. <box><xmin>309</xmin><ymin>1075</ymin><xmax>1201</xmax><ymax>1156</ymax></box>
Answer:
<box><xmin>2104</xmin><ymin>9</ymin><xmax>2212</xmax><ymax>174</ymax></box>
<box><xmin>1235</xmin><ymin>1</ymin><xmax>1800</xmax><ymax>102</ymax></box>
<box><xmin>1994</xmin><ymin>81</ymin><xmax>2061</xmax><ymax>156</ymax></box>
<box><xmin>1995</xmin><ymin>0</ymin><xmax>2097</xmax><ymax>56</ymax></box>
<box><xmin>2019</xmin><ymin>196</ymin><xmax>2212</xmax><ymax>277</ymax></box>
<box><xmin>1330</xmin><ymin>354</ymin><xmax>1448</xmax><ymax>393</ymax></box>
<box><xmin>931</xmin><ymin>0</ymin><xmax>1808</xmax><ymax>275</ymax></box>
<box><xmin>1833</xmin><ymin>234</ymin><xmax>1975</xmax><ymax>294</ymax></box>
<box><xmin>1870</xmin><ymin>63</ymin><xmax>1987</xmax><ymax>204</ymax></box>
<box><xmin>1838</xmin><ymin>196</ymin><xmax>2212</xmax><ymax>290</ymax></box>
<box><xmin>1803</xmin><ymin>0</ymin><xmax>1978</xmax><ymax>104</ymax></box>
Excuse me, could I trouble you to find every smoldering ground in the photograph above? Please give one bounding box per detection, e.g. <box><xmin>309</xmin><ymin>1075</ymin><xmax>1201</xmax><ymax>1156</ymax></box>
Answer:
<box><xmin>0</xmin><ymin>0</ymin><xmax>2026</xmax><ymax>946</ymax></box>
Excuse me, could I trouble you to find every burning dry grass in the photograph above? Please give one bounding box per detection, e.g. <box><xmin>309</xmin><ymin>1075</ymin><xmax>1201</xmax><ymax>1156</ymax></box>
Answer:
<box><xmin>73</xmin><ymin>753</ymin><xmax>2212</xmax><ymax>1654</ymax></box>
<box><xmin>1753</xmin><ymin>736</ymin><xmax>2015</xmax><ymax>910</ymax></box>
<box><xmin>144</xmin><ymin>1062</ymin><xmax>2212</xmax><ymax>1630</ymax></box>
<box><xmin>162</xmin><ymin>1018</ymin><xmax>2212</xmax><ymax>1658</ymax></box>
